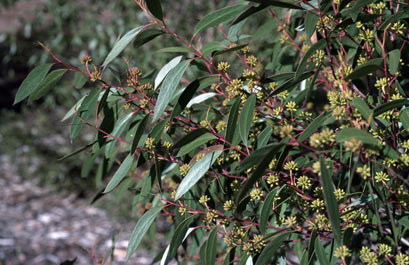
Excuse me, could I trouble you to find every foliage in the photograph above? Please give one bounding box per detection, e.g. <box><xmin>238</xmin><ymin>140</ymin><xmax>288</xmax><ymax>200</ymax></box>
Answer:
<box><xmin>16</xmin><ymin>0</ymin><xmax>409</xmax><ymax>264</ymax></box>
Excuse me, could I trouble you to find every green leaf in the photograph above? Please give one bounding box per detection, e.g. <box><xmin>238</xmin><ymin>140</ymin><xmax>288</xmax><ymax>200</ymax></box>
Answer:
<box><xmin>388</xmin><ymin>49</ymin><xmax>401</xmax><ymax>75</ymax></box>
<box><xmin>186</xmin><ymin>92</ymin><xmax>217</xmax><ymax>108</ymax></box>
<box><xmin>257</xmin><ymin>126</ymin><xmax>272</xmax><ymax>149</ymax></box>
<box><xmin>297</xmin><ymin>111</ymin><xmax>331</xmax><ymax>142</ymax></box>
<box><xmin>345</xmin><ymin>58</ymin><xmax>383</xmax><ymax>80</ymax></box>
<box><xmin>146</xmin><ymin>0</ymin><xmax>163</xmax><ymax>20</ymax></box>
<box><xmin>379</xmin><ymin>12</ymin><xmax>409</xmax><ymax>30</ymax></box>
<box><xmin>202</xmin><ymin>42</ymin><xmax>225</xmax><ymax>57</ymax></box>
<box><xmin>170</xmin><ymin>79</ymin><xmax>200</xmax><ymax>121</ymax></box>
<box><xmin>172</xmin><ymin>128</ymin><xmax>209</xmax><ymax>150</ymax></box>
<box><xmin>226</xmin><ymin>97</ymin><xmax>241</xmax><ymax>146</ymax></box>
<box><xmin>399</xmin><ymin>108</ymin><xmax>409</xmax><ymax>130</ymax></box>
<box><xmin>255</xmin><ymin>232</ymin><xmax>291</xmax><ymax>265</ymax></box>
<box><xmin>131</xmin><ymin>114</ymin><xmax>150</xmax><ymax>154</ymax></box>
<box><xmin>175</xmin><ymin>149</ymin><xmax>222</xmax><ymax>200</ymax></box>
<box><xmin>239</xmin><ymin>143</ymin><xmax>277</xmax><ymax>172</ymax></box>
<box><xmin>247</xmin><ymin>0</ymin><xmax>304</xmax><ymax>9</ymax></box>
<box><xmin>105</xmin><ymin>112</ymin><xmax>134</xmax><ymax>157</ymax></box>
<box><xmin>155</xmin><ymin>56</ymin><xmax>183</xmax><ymax>90</ymax></box>
<box><xmin>305</xmin><ymin>12</ymin><xmax>319</xmax><ymax>38</ymax></box>
<box><xmin>259</xmin><ymin>187</ymin><xmax>280</xmax><ymax>234</ymax></box>
<box><xmin>102</xmin><ymin>26</ymin><xmax>145</xmax><ymax>67</ymax></box>
<box><xmin>239</xmin><ymin>94</ymin><xmax>256</xmax><ymax>146</ymax></box>
<box><xmin>167</xmin><ymin>217</ymin><xmax>194</xmax><ymax>260</ymax></box>
<box><xmin>133</xmin><ymin>28</ymin><xmax>165</xmax><ymax>48</ymax></box>
<box><xmin>97</xmin><ymin>87</ymin><xmax>112</xmax><ymax>115</ymax></box>
<box><xmin>194</xmin><ymin>3</ymin><xmax>247</xmax><ymax>36</ymax></box>
<box><xmin>14</xmin><ymin>63</ymin><xmax>53</xmax><ymax>104</ymax></box>
<box><xmin>271</xmin><ymin>71</ymin><xmax>314</xmax><ymax>96</ymax></box>
<box><xmin>157</xmin><ymin>47</ymin><xmax>192</xmax><ymax>53</ymax></box>
<box><xmin>73</xmin><ymin>71</ymin><xmax>88</xmax><ymax>89</ymax></box>
<box><xmin>62</xmin><ymin>96</ymin><xmax>85</xmax><ymax>122</ymax></box>
<box><xmin>153</xmin><ymin>60</ymin><xmax>190</xmax><ymax>123</ymax></box>
<box><xmin>126</xmin><ymin>206</ymin><xmax>163</xmax><ymax>259</ymax></box>
<box><xmin>398</xmin><ymin>216</ymin><xmax>409</xmax><ymax>229</ymax></box>
<box><xmin>315</xmin><ymin>237</ymin><xmax>330</xmax><ymax>265</ymax></box>
<box><xmin>296</xmin><ymin>39</ymin><xmax>326</xmax><ymax>79</ymax></box>
<box><xmin>307</xmin><ymin>230</ymin><xmax>317</xmax><ymax>265</ymax></box>
<box><xmin>236</xmin><ymin>143</ymin><xmax>283</xmax><ymax>204</ymax></box>
<box><xmin>350</xmin><ymin>97</ymin><xmax>373</xmax><ymax>124</ymax></box>
<box><xmin>320</xmin><ymin>156</ymin><xmax>341</xmax><ymax>245</ymax></box>
<box><xmin>335</xmin><ymin>128</ymin><xmax>379</xmax><ymax>145</ymax></box>
<box><xmin>204</xmin><ymin>227</ymin><xmax>218</xmax><ymax>265</ymax></box>
<box><xmin>71</xmin><ymin>88</ymin><xmax>100</xmax><ymax>139</ymax></box>
<box><xmin>213</xmin><ymin>44</ymin><xmax>248</xmax><ymax>57</ymax></box>
<box><xmin>28</xmin><ymin>69</ymin><xmax>67</xmax><ymax>103</ymax></box>
<box><xmin>58</xmin><ymin>140</ymin><xmax>97</xmax><ymax>161</ymax></box>
<box><xmin>373</xmin><ymin>99</ymin><xmax>409</xmax><ymax>117</ymax></box>
<box><xmin>232</xmin><ymin>4</ymin><xmax>268</xmax><ymax>25</ymax></box>
<box><xmin>104</xmin><ymin>154</ymin><xmax>134</xmax><ymax>193</ymax></box>
<box><xmin>177</xmin><ymin>133</ymin><xmax>216</xmax><ymax>157</ymax></box>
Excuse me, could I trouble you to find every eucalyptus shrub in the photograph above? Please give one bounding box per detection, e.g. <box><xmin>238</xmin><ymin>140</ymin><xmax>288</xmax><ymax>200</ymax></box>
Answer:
<box><xmin>15</xmin><ymin>0</ymin><xmax>409</xmax><ymax>264</ymax></box>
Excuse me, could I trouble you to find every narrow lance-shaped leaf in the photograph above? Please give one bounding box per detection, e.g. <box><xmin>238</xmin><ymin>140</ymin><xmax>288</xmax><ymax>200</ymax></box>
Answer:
<box><xmin>102</xmin><ymin>26</ymin><xmax>145</xmax><ymax>67</ymax></box>
<box><xmin>170</xmin><ymin>79</ymin><xmax>200</xmax><ymax>121</ymax></box>
<box><xmin>205</xmin><ymin>227</ymin><xmax>218</xmax><ymax>265</ymax></box>
<box><xmin>104</xmin><ymin>154</ymin><xmax>134</xmax><ymax>193</ymax></box>
<box><xmin>373</xmin><ymin>99</ymin><xmax>409</xmax><ymax>117</ymax></box>
<box><xmin>297</xmin><ymin>111</ymin><xmax>331</xmax><ymax>142</ymax></box>
<box><xmin>131</xmin><ymin>114</ymin><xmax>150</xmax><ymax>154</ymax></box>
<box><xmin>155</xmin><ymin>56</ymin><xmax>183</xmax><ymax>90</ymax></box>
<box><xmin>345</xmin><ymin>58</ymin><xmax>383</xmax><ymax>80</ymax></box>
<box><xmin>259</xmin><ymin>186</ymin><xmax>283</xmax><ymax>234</ymax></box>
<box><xmin>194</xmin><ymin>3</ymin><xmax>247</xmax><ymax>36</ymax></box>
<box><xmin>226</xmin><ymin>97</ymin><xmax>241</xmax><ymax>146</ymax></box>
<box><xmin>239</xmin><ymin>94</ymin><xmax>256</xmax><ymax>146</ymax></box>
<box><xmin>257</xmin><ymin>126</ymin><xmax>272</xmax><ymax>149</ymax></box>
<box><xmin>71</xmin><ymin>88</ymin><xmax>100</xmax><ymax>139</ymax></box>
<box><xmin>14</xmin><ymin>63</ymin><xmax>53</xmax><ymax>104</ymax></box>
<box><xmin>105</xmin><ymin>112</ymin><xmax>134</xmax><ymax>157</ymax></box>
<box><xmin>177</xmin><ymin>133</ymin><xmax>216</xmax><ymax>157</ymax></box>
<box><xmin>335</xmin><ymin>128</ymin><xmax>379</xmax><ymax>145</ymax></box>
<box><xmin>315</xmin><ymin>237</ymin><xmax>330</xmax><ymax>265</ymax></box>
<box><xmin>153</xmin><ymin>60</ymin><xmax>190</xmax><ymax>123</ymax></box>
<box><xmin>246</xmin><ymin>0</ymin><xmax>304</xmax><ymax>10</ymax></box>
<box><xmin>28</xmin><ymin>69</ymin><xmax>67</xmax><ymax>103</ymax></box>
<box><xmin>320</xmin><ymin>156</ymin><xmax>341</xmax><ymax>245</ymax></box>
<box><xmin>186</xmin><ymin>92</ymin><xmax>217</xmax><ymax>108</ymax></box>
<box><xmin>400</xmin><ymin>109</ymin><xmax>409</xmax><ymax>131</ymax></box>
<box><xmin>126</xmin><ymin>206</ymin><xmax>163</xmax><ymax>259</ymax></box>
<box><xmin>174</xmin><ymin>150</ymin><xmax>222</xmax><ymax>200</ymax></box>
<box><xmin>255</xmin><ymin>232</ymin><xmax>292</xmax><ymax>265</ymax></box>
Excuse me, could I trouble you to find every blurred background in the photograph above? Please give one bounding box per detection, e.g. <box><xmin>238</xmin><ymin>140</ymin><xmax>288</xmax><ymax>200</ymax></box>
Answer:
<box><xmin>0</xmin><ymin>0</ymin><xmax>269</xmax><ymax>264</ymax></box>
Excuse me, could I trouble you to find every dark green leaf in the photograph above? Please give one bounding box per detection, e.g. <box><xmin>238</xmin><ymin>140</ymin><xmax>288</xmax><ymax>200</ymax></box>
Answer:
<box><xmin>194</xmin><ymin>3</ymin><xmax>247</xmax><ymax>36</ymax></box>
<box><xmin>131</xmin><ymin>114</ymin><xmax>150</xmax><ymax>154</ymax></box>
<box><xmin>97</xmin><ymin>87</ymin><xmax>112</xmax><ymax>115</ymax></box>
<box><xmin>14</xmin><ymin>63</ymin><xmax>52</xmax><ymax>104</ymax></box>
<box><xmin>345</xmin><ymin>58</ymin><xmax>383</xmax><ymax>80</ymax></box>
<box><xmin>73</xmin><ymin>72</ymin><xmax>88</xmax><ymax>89</ymax></box>
<box><xmin>28</xmin><ymin>69</ymin><xmax>67</xmax><ymax>103</ymax></box>
<box><xmin>172</xmin><ymin>128</ymin><xmax>209</xmax><ymax>150</ymax></box>
<box><xmin>398</xmin><ymin>216</ymin><xmax>409</xmax><ymax>229</ymax></box>
<box><xmin>305</xmin><ymin>12</ymin><xmax>319</xmax><ymax>38</ymax></box>
<box><xmin>261</xmin><ymin>72</ymin><xmax>294</xmax><ymax>83</ymax></box>
<box><xmin>177</xmin><ymin>133</ymin><xmax>216</xmax><ymax>157</ymax></box>
<box><xmin>223</xmin><ymin>248</ymin><xmax>235</xmax><ymax>265</ymax></box>
<box><xmin>71</xmin><ymin>88</ymin><xmax>100</xmax><ymax>139</ymax></box>
<box><xmin>373</xmin><ymin>99</ymin><xmax>409</xmax><ymax>117</ymax></box>
<box><xmin>153</xmin><ymin>60</ymin><xmax>190</xmax><ymax>122</ymax></box>
<box><xmin>103</xmin><ymin>26</ymin><xmax>145</xmax><ymax>67</ymax></box>
<box><xmin>239</xmin><ymin>94</ymin><xmax>256</xmax><ymax>146</ymax></box>
<box><xmin>350</xmin><ymin>97</ymin><xmax>373</xmax><ymax>125</ymax></box>
<box><xmin>133</xmin><ymin>28</ymin><xmax>165</xmax><ymax>48</ymax></box>
<box><xmin>400</xmin><ymin>109</ymin><xmax>409</xmax><ymax>130</ymax></box>
<box><xmin>213</xmin><ymin>44</ymin><xmax>248</xmax><ymax>57</ymax></box>
<box><xmin>259</xmin><ymin>187</ymin><xmax>280</xmax><ymax>234</ymax></box>
<box><xmin>105</xmin><ymin>112</ymin><xmax>134</xmax><ymax>157</ymax></box>
<box><xmin>156</xmin><ymin>47</ymin><xmax>192</xmax><ymax>53</ymax></box>
<box><xmin>297</xmin><ymin>111</ymin><xmax>331</xmax><ymax>142</ymax></box>
<box><xmin>343</xmin><ymin>227</ymin><xmax>354</xmax><ymax>247</ymax></box>
<box><xmin>271</xmin><ymin>71</ymin><xmax>314</xmax><ymax>96</ymax></box>
<box><xmin>296</xmin><ymin>39</ymin><xmax>326</xmax><ymax>79</ymax></box>
<box><xmin>146</xmin><ymin>0</ymin><xmax>163</xmax><ymax>20</ymax></box>
<box><xmin>58</xmin><ymin>140</ymin><xmax>98</xmax><ymax>161</ymax></box>
<box><xmin>257</xmin><ymin>126</ymin><xmax>272</xmax><ymax>149</ymax></box>
<box><xmin>307</xmin><ymin>230</ymin><xmax>317</xmax><ymax>265</ymax></box>
<box><xmin>104</xmin><ymin>154</ymin><xmax>134</xmax><ymax>193</ymax></box>
<box><xmin>335</xmin><ymin>128</ymin><xmax>379</xmax><ymax>145</ymax></box>
<box><xmin>126</xmin><ymin>206</ymin><xmax>163</xmax><ymax>259</ymax></box>
<box><xmin>236</xmin><ymin>143</ymin><xmax>283</xmax><ymax>204</ymax></box>
<box><xmin>247</xmin><ymin>0</ymin><xmax>304</xmax><ymax>9</ymax></box>
<box><xmin>388</xmin><ymin>49</ymin><xmax>401</xmax><ymax>75</ymax></box>
<box><xmin>202</xmin><ymin>42</ymin><xmax>225</xmax><ymax>57</ymax></box>
<box><xmin>255</xmin><ymin>232</ymin><xmax>291</xmax><ymax>265</ymax></box>
<box><xmin>205</xmin><ymin>227</ymin><xmax>218</xmax><ymax>265</ymax></box>
<box><xmin>150</xmin><ymin>119</ymin><xmax>168</xmax><ymax>142</ymax></box>
<box><xmin>379</xmin><ymin>12</ymin><xmax>409</xmax><ymax>30</ymax></box>
<box><xmin>167</xmin><ymin>217</ymin><xmax>194</xmax><ymax>259</ymax></box>
<box><xmin>315</xmin><ymin>237</ymin><xmax>330</xmax><ymax>265</ymax></box>
<box><xmin>226</xmin><ymin>97</ymin><xmax>241</xmax><ymax>146</ymax></box>
<box><xmin>175</xmin><ymin>149</ymin><xmax>222</xmax><ymax>200</ymax></box>
<box><xmin>320</xmin><ymin>156</ymin><xmax>341</xmax><ymax>245</ymax></box>
<box><xmin>232</xmin><ymin>4</ymin><xmax>268</xmax><ymax>25</ymax></box>
<box><xmin>170</xmin><ymin>79</ymin><xmax>200</xmax><ymax>121</ymax></box>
